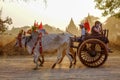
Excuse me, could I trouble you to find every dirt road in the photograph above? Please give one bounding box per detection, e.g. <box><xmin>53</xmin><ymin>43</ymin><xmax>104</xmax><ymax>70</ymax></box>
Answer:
<box><xmin>0</xmin><ymin>50</ymin><xmax>120</xmax><ymax>80</ymax></box>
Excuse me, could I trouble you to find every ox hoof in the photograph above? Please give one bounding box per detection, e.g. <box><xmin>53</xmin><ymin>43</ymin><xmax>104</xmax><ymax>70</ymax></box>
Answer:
<box><xmin>51</xmin><ymin>64</ymin><xmax>56</xmax><ymax>69</ymax></box>
<box><xmin>39</xmin><ymin>64</ymin><xmax>43</xmax><ymax>67</ymax></box>
<box><xmin>51</xmin><ymin>66</ymin><xmax>54</xmax><ymax>69</ymax></box>
<box><xmin>33</xmin><ymin>67</ymin><xmax>38</xmax><ymax>70</ymax></box>
<box><xmin>69</xmin><ymin>65</ymin><xmax>72</xmax><ymax>68</ymax></box>
<box><xmin>33</xmin><ymin>60</ymin><xmax>35</xmax><ymax>63</ymax></box>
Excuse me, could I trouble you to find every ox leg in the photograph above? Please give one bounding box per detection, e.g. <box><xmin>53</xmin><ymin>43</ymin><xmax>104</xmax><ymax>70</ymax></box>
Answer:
<box><xmin>39</xmin><ymin>54</ymin><xmax>44</xmax><ymax>67</ymax></box>
<box><xmin>51</xmin><ymin>62</ymin><xmax>57</xmax><ymax>69</ymax></box>
<box><xmin>73</xmin><ymin>52</ymin><xmax>76</xmax><ymax>65</ymax></box>
<box><xmin>51</xmin><ymin>48</ymin><xmax>74</xmax><ymax>69</ymax></box>
<box><xmin>51</xmin><ymin>58</ymin><xmax>63</xmax><ymax>69</ymax></box>
<box><xmin>38</xmin><ymin>57</ymin><xmax>42</xmax><ymax>66</ymax></box>
<box><xmin>33</xmin><ymin>54</ymin><xmax>39</xmax><ymax>70</ymax></box>
<box><xmin>66</xmin><ymin>49</ymin><xmax>74</xmax><ymax>68</ymax></box>
<box><xmin>51</xmin><ymin>49</ymin><xmax>63</xmax><ymax>69</ymax></box>
<box><xmin>57</xmin><ymin>50</ymin><xmax>66</xmax><ymax>64</ymax></box>
<box><xmin>70</xmin><ymin>48</ymin><xmax>76</xmax><ymax>65</ymax></box>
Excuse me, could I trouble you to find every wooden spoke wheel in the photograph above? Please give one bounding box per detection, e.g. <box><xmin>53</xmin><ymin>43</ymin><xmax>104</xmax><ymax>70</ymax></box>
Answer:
<box><xmin>77</xmin><ymin>39</ymin><xmax>108</xmax><ymax>68</ymax></box>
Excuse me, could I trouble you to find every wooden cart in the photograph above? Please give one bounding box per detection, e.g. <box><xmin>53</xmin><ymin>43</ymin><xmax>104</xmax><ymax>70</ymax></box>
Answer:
<box><xmin>70</xmin><ymin>29</ymin><xmax>109</xmax><ymax>68</ymax></box>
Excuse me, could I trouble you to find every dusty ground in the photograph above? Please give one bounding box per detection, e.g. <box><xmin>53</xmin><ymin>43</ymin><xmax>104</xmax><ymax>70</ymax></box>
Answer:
<box><xmin>0</xmin><ymin>49</ymin><xmax>120</xmax><ymax>80</ymax></box>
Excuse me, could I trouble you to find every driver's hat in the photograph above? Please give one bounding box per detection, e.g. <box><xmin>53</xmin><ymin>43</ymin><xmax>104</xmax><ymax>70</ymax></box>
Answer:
<box><xmin>79</xmin><ymin>23</ymin><xmax>84</xmax><ymax>27</ymax></box>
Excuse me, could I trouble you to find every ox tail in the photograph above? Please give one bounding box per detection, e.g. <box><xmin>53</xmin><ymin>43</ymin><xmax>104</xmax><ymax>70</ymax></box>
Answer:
<box><xmin>68</xmin><ymin>53</ymin><xmax>74</xmax><ymax>59</ymax></box>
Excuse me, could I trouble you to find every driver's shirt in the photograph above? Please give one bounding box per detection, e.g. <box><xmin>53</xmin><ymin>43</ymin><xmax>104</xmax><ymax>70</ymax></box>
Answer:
<box><xmin>81</xmin><ymin>28</ymin><xmax>86</xmax><ymax>36</ymax></box>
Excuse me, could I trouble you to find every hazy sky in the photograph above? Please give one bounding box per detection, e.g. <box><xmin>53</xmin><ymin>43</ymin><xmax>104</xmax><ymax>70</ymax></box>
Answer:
<box><xmin>0</xmin><ymin>0</ymin><xmax>106</xmax><ymax>30</ymax></box>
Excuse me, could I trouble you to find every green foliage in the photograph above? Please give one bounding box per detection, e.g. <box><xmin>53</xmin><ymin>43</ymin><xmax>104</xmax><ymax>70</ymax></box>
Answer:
<box><xmin>31</xmin><ymin>26</ymin><xmax>37</xmax><ymax>31</ymax></box>
<box><xmin>94</xmin><ymin>0</ymin><xmax>120</xmax><ymax>18</ymax></box>
<box><xmin>0</xmin><ymin>17</ymin><xmax>12</xmax><ymax>33</ymax></box>
<box><xmin>0</xmin><ymin>8</ymin><xmax>12</xmax><ymax>33</ymax></box>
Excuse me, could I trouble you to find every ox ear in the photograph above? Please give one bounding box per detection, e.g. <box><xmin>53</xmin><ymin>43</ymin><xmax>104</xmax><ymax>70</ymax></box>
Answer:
<box><xmin>23</xmin><ymin>31</ymin><xmax>26</xmax><ymax>36</ymax></box>
<box><xmin>20</xmin><ymin>30</ymin><xmax>26</xmax><ymax>38</ymax></box>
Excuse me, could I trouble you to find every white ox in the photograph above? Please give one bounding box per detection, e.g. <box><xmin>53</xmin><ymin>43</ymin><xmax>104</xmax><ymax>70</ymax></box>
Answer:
<box><xmin>15</xmin><ymin>30</ymin><xmax>76</xmax><ymax>69</ymax></box>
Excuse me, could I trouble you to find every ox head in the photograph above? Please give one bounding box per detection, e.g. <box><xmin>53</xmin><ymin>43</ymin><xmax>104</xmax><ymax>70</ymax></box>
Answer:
<box><xmin>37</xmin><ymin>29</ymin><xmax>48</xmax><ymax>36</ymax></box>
<box><xmin>14</xmin><ymin>29</ymin><xmax>26</xmax><ymax>48</ymax></box>
<box><xmin>14</xmin><ymin>29</ymin><xmax>47</xmax><ymax>48</ymax></box>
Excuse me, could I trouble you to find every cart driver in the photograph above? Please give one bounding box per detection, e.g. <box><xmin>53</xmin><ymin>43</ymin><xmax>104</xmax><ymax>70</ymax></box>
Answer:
<box><xmin>79</xmin><ymin>23</ymin><xmax>88</xmax><ymax>41</ymax></box>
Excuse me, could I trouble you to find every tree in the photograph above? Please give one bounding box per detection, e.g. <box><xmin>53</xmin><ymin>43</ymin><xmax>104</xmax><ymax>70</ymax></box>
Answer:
<box><xmin>0</xmin><ymin>8</ymin><xmax>12</xmax><ymax>33</ymax></box>
<box><xmin>94</xmin><ymin>0</ymin><xmax>120</xmax><ymax>18</ymax></box>
<box><xmin>0</xmin><ymin>0</ymin><xmax>47</xmax><ymax>33</ymax></box>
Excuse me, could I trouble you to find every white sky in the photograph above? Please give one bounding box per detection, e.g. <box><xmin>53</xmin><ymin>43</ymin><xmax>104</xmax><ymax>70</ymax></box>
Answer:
<box><xmin>0</xmin><ymin>0</ymin><xmax>107</xmax><ymax>30</ymax></box>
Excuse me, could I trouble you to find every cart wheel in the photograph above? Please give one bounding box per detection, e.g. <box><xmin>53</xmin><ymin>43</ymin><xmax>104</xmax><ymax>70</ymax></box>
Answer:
<box><xmin>77</xmin><ymin>39</ymin><xmax>108</xmax><ymax>68</ymax></box>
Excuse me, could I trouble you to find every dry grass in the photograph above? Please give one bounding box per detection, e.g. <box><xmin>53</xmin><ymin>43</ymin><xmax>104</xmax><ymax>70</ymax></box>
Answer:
<box><xmin>0</xmin><ymin>34</ymin><xmax>28</xmax><ymax>56</ymax></box>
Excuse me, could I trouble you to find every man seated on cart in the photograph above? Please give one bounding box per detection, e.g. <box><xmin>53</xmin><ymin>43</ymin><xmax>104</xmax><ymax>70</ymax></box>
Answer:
<box><xmin>91</xmin><ymin>21</ymin><xmax>112</xmax><ymax>53</ymax></box>
<box><xmin>79</xmin><ymin>23</ymin><xmax>88</xmax><ymax>41</ymax></box>
<box><xmin>69</xmin><ymin>23</ymin><xmax>88</xmax><ymax>47</ymax></box>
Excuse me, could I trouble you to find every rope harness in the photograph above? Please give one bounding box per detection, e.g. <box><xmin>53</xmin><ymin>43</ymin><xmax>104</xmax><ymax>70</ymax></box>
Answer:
<box><xmin>31</xmin><ymin>32</ymin><xmax>42</xmax><ymax>54</ymax></box>
<box><xmin>18</xmin><ymin>33</ymin><xmax>22</xmax><ymax>48</ymax></box>
<box><xmin>18</xmin><ymin>32</ymin><xmax>43</xmax><ymax>55</ymax></box>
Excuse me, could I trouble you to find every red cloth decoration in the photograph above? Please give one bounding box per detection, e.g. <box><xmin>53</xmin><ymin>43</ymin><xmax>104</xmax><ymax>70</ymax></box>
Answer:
<box><xmin>84</xmin><ymin>20</ymin><xmax>90</xmax><ymax>32</ymax></box>
<box><xmin>39</xmin><ymin>33</ymin><xmax>42</xmax><ymax>53</ymax></box>
<box><xmin>38</xmin><ymin>22</ymin><xmax>43</xmax><ymax>30</ymax></box>
<box><xmin>34</xmin><ymin>20</ymin><xmax>38</xmax><ymax>27</ymax></box>
<box><xmin>31</xmin><ymin>32</ymin><xmax>43</xmax><ymax>54</ymax></box>
<box><xmin>17</xmin><ymin>32</ymin><xmax>22</xmax><ymax>48</ymax></box>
